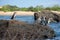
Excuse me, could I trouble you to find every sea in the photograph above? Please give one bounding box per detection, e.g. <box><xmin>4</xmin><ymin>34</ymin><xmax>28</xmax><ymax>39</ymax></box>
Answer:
<box><xmin>0</xmin><ymin>15</ymin><xmax>60</xmax><ymax>40</ymax></box>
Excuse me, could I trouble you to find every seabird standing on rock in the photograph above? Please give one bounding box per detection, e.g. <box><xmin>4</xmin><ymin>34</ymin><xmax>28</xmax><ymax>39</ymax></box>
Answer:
<box><xmin>35</xmin><ymin>17</ymin><xmax>42</xmax><ymax>24</ymax></box>
<box><xmin>34</xmin><ymin>12</ymin><xmax>39</xmax><ymax>21</ymax></box>
<box><xmin>11</xmin><ymin>12</ymin><xmax>16</xmax><ymax>19</ymax></box>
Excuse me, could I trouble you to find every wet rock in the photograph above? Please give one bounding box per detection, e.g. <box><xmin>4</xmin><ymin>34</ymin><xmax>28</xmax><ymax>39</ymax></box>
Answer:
<box><xmin>0</xmin><ymin>20</ymin><xmax>55</xmax><ymax>40</ymax></box>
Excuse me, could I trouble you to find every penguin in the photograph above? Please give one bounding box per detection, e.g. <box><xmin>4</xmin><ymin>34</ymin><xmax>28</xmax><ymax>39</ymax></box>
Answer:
<box><xmin>36</xmin><ymin>17</ymin><xmax>42</xmax><ymax>24</ymax></box>
<box><xmin>40</xmin><ymin>16</ymin><xmax>48</xmax><ymax>25</ymax></box>
<box><xmin>34</xmin><ymin>12</ymin><xmax>39</xmax><ymax>21</ymax></box>
<box><xmin>11</xmin><ymin>12</ymin><xmax>16</xmax><ymax>19</ymax></box>
<box><xmin>44</xmin><ymin>16</ymin><xmax>49</xmax><ymax>25</ymax></box>
<box><xmin>41</xmin><ymin>16</ymin><xmax>47</xmax><ymax>25</ymax></box>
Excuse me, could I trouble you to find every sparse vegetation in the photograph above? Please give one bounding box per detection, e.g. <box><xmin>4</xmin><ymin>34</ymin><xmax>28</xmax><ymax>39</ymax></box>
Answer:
<box><xmin>0</xmin><ymin>5</ymin><xmax>60</xmax><ymax>12</ymax></box>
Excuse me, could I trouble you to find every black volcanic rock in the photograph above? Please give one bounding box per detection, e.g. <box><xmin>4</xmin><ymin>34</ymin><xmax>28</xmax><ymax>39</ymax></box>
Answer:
<box><xmin>0</xmin><ymin>20</ymin><xmax>55</xmax><ymax>40</ymax></box>
<box><xmin>34</xmin><ymin>10</ymin><xmax>60</xmax><ymax>23</ymax></box>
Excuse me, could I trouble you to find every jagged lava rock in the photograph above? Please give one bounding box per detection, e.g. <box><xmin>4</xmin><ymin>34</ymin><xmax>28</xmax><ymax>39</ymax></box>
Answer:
<box><xmin>34</xmin><ymin>10</ymin><xmax>60</xmax><ymax>22</ymax></box>
<box><xmin>0</xmin><ymin>20</ymin><xmax>55</xmax><ymax>40</ymax></box>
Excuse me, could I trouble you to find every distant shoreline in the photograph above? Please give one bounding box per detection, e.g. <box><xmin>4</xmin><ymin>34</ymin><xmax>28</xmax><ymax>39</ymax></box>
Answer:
<box><xmin>0</xmin><ymin>11</ymin><xmax>34</xmax><ymax>16</ymax></box>
<box><xmin>0</xmin><ymin>11</ymin><xmax>60</xmax><ymax>16</ymax></box>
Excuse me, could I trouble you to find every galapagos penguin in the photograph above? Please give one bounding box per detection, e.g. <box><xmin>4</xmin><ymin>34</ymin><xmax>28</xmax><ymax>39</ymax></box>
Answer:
<box><xmin>11</xmin><ymin>12</ymin><xmax>16</xmax><ymax>19</ymax></box>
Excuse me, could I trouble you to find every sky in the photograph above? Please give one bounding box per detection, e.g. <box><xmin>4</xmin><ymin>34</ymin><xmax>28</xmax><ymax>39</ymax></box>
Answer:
<box><xmin>0</xmin><ymin>0</ymin><xmax>60</xmax><ymax>7</ymax></box>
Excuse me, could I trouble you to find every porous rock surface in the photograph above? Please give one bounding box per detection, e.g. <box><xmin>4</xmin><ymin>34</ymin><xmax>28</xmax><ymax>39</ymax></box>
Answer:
<box><xmin>0</xmin><ymin>20</ymin><xmax>55</xmax><ymax>40</ymax></box>
<box><xmin>34</xmin><ymin>10</ymin><xmax>60</xmax><ymax>22</ymax></box>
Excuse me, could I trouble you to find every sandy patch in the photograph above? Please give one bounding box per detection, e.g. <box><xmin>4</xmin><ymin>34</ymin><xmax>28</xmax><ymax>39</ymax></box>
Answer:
<box><xmin>0</xmin><ymin>11</ymin><xmax>60</xmax><ymax>16</ymax></box>
<box><xmin>0</xmin><ymin>11</ymin><xmax>34</xmax><ymax>16</ymax></box>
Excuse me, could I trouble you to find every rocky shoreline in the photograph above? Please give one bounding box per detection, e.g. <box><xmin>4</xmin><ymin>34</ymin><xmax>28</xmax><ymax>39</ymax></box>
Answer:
<box><xmin>1</xmin><ymin>10</ymin><xmax>60</xmax><ymax>40</ymax></box>
<box><xmin>0</xmin><ymin>11</ymin><xmax>60</xmax><ymax>40</ymax></box>
<box><xmin>34</xmin><ymin>10</ymin><xmax>60</xmax><ymax>25</ymax></box>
<box><xmin>0</xmin><ymin>20</ymin><xmax>55</xmax><ymax>40</ymax></box>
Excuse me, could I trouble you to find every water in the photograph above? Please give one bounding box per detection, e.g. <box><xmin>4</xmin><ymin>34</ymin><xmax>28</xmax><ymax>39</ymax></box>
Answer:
<box><xmin>48</xmin><ymin>22</ymin><xmax>60</xmax><ymax>40</ymax></box>
<box><xmin>0</xmin><ymin>16</ymin><xmax>34</xmax><ymax>23</ymax></box>
<box><xmin>0</xmin><ymin>16</ymin><xmax>60</xmax><ymax>40</ymax></box>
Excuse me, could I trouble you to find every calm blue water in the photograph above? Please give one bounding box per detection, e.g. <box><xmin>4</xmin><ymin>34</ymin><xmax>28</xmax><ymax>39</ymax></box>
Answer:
<box><xmin>0</xmin><ymin>16</ymin><xmax>60</xmax><ymax>40</ymax></box>
<box><xmin>0</xmin><ymin>16</ymin><xmax>34</xmax><ymax>23</ymax></box>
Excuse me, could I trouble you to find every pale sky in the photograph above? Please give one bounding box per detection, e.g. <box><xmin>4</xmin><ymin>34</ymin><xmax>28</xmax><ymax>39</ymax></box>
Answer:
<box><xmin>0</xmin><ymin>0</ymin><xmax>60</xmax><ymax>7</ymax></box>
